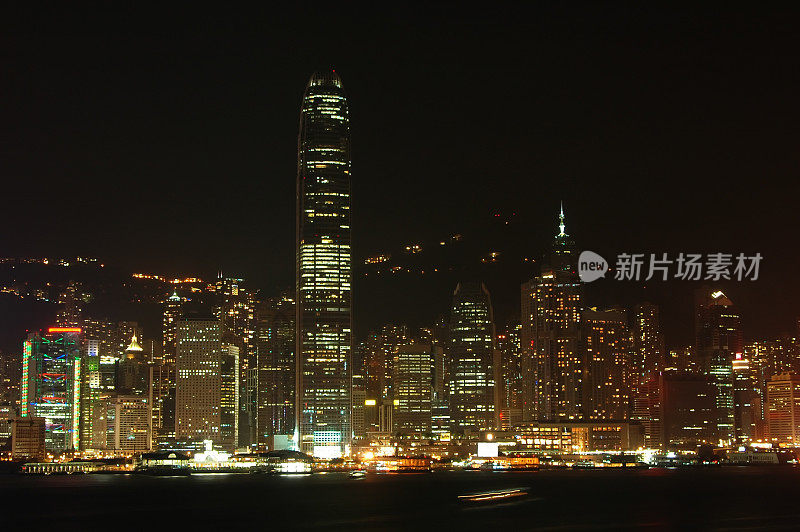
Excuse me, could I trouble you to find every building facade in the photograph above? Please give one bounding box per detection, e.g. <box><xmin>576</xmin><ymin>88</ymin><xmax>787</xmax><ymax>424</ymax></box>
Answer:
<box><xmin>220</xmin><ymin>343</ymin><xmax>240</xmax><ymax>450</ymax></box>
<box><xmin>695</xmin><ymin>288</ymin><xmax>742</xmax><ymax>445</ymax></box>
<box><xmin>106</xmin><ymin>394</ymin><xmax>151</xmax><ymax>452</ymax></box>
<box><xmin>522</xmin><ymin>205</ymin><xmax>583</xmax><ymax>421</ymax></box>
<box><xmin>79</xmin><ymin>339</ymin><xmax>102</xmax><ymax>450</ymax></box>
<box><xmin>296</xmin><ymin>70</ymin><xmax>353</xmax><ymax>458</ymax></box>
<box><xmin>631</xmin><ymin>376</ymin><xmax>662</xmax><ymax>449</ymax></box>
<box><xmin>175</xmin><ymin>318</ymin><xmax>222</xmax><ymax>445</ymax></box>
<box><xmin>213</xmin><ymin>276</ymin><xmax>256</xmax><ymax>447</ymax></box>
<box><xmin>449</xmin><ymin>282</ymin><xmax>498</xmax><ymax>433</ymax></box>
<box><xmin>255</xmin><ymin>293</ymin><xmax>296</xmax><ymax>445</ymax></box>
<box><xmin>660</xmin><ymin>373</ymin><xmax>717</xmax><ymax>450</ymax></box>
<box><xmin>765</xmin><ymin>372</ymin><xmax>800</xmax><ymax>445</ymax></box>
<box><xmin>393</xmin><ymin>343</ymin><xmax>441</xmax><ymax>435</ymax></box>
<box><xmin>11</xmin><ymin>416</ymin><xmax>46</xmax><ymax>461</ymax></box>
<box><xmin>732</xmin><ymin>353</ymin><xmax>759</xmax><ymax>443</ymax></box>
<box><xmin>21</xmin><ymin>328</ymin><xmax>82</xmax><ymax>452</ymax></box>
<box><xmin>633</xmin><ymin>302</ymin><xmax>665</xmax><ymax>381</ymax></box>
<box><xmin>582</xmin><ymin>308</ymin><xmax>632</xmax><ymax>420</ymax></box>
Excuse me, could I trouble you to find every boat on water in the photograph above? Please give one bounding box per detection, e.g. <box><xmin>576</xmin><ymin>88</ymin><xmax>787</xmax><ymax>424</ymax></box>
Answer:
<box><xmin>349</xmin><ymin>469</ymin><xmax>367</xmax><ymax>478</ymax></box>
<box><xmin>458</xmin><ymin>488</ymin><xmax>528</xmax><ymax>503</ymax></box>
<box><xmin>374</xmin><ymin>457</ymin><xmax>432</xmax><ymax>473</ymax></box>
<box><xmin>477</xmin><ymin>457</ymin><xmax>540</xmax><ymax>472</ymax></box>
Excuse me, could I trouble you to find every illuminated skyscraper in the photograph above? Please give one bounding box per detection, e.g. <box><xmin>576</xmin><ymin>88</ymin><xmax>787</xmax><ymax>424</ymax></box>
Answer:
<box><xmin>20</xmin><ymin>327</ymin><xmax>83</xmax><ymax>452</ymax></box>
<box><xmin>766</xmin><ymin>372</ymin><xmax>800</xmax><ymax>445</ymax></box>
<box><xmin>521</xmin><ymin>205</ymin><xmax>584</xmax><ymax>421</ymax></box>
<box><xmin>220</xmin><ymin>343</ymin><xmax>240</xmax><ymax>450</ymax></box>
<box><xmin>695</xmin><ymin>288</ymin><xmax>742</xmax><ymax>445</ymax></box>
<box><xmin>105</xmin><ymin>395</ymin><xmax>150</xmax><ymax>452</ymax></box>
<box><xmin>154</xmin><ymin>292</ymin><xmax>182</xmax><ymax>444</ymax></box>
<box><xmin>631</xmin><ymin>376</ymin><xmax>662</xmax><ymax>448</ymax></box>
<box><xmin>175</xmin><ymin>318</ymin><xmax>222</xmax><ymax>444</ymax></box>
<box><xmin>255</xmin><ymin>293</ymin><xmax>295</xmax><ymax>444</ymax></box>
<box><xmin>633</xmin><ymin>302</ymin><xmax>665</xmax><ymax>381</ymax></box>
<box><xmin>79</xmin><ymin>339</ymin><xmax>102</xmax><ymax>450</ymax></box>
<box><xmin>162</xmin><ymin>291</ymin><xmax>183</xmax><ymax>359</ymax></box>
<box><xmin>393</xmin><ymin>342</ymin><xmax>441</xmax><ymax>435</ymax></box>
<box><xmin>213</xmin><ymin>276</ymin><xmax>256</xmax><ymax>447</ymax></box>
<box><xmin>449</xmin><ymin>282</ymin><xmax>498</xmax><ymax>432</ymax></box>
<box><xmin>732</xmin><ymin>353</ymin><xmax>758</xmax><ymax>442</ymax></box>
<box><xmin>296</xmin><ymin>70</ymin><xmax>352</xmax><ymax>458</ymax></box>
<box><xmin>497</xmin><ymin>324</ymin><xmax>524</xmax><ymax>428</ymax></box>
<box><xmin>583</xmin><ymin>308</ymin><xmax>632</xmax><ymax>420</ymax></box>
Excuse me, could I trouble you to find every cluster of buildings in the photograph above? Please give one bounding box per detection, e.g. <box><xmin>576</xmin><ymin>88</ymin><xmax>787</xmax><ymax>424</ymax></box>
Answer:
<box><xmin>1</xmin><ymin>278</ymin><xmax>298</xmax><ymax>461</ymax></box>
<box><xmin>2</xmin><ymin>70</ymin><xmax>799</xmax><ymax>465</ymax></box>
<box><xmin>349</xmin><ymin>216</ymin><xmax>800</xmax><ymax>459</ymax></box>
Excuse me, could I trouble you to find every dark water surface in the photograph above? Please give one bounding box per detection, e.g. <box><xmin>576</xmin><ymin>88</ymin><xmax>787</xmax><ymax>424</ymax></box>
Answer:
<box><xmin>2</xmin><ymin>467</ymin><xmax>798</xmax><ymax>530</ymax></box>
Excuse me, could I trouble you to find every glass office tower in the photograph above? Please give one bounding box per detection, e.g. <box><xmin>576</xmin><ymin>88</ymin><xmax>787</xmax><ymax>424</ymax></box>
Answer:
<box><xmin>295</xmin><ymin>70</ymin><xmax>352</xmax><ymax>458</ymax></box>
<box><xmin>21</xmin><ymin>327</ymin><xmax>82</xmax><ymax>452</ymax></box>
<box><xmin>695</xmin><ymin>288</ymin><xmax>742</xmax><ymax>445</ymax></box>
<box><xmin>449</xmin><ymin>282</ymin><xmax>498</xmax><ymax>432</ymax></box>
<box><xmin>521</xmin><ymin>205</ymin><xmax>584</xmax><ymax>421</ymax></box>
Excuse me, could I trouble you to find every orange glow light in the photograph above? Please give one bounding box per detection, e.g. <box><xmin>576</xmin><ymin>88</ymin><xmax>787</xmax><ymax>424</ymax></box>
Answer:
<box><xmin>48</xmin><ymin>327</ymin><xmax>82</xmax><ymax>333</ymax></box>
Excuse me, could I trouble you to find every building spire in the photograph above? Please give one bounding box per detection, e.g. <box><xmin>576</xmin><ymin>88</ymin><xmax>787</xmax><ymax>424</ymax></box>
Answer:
<box><xmin>558</xmin><ymin>201</ymin><xmax>566</xmax><ymax>237</ymax></box>
<box><xmin>126</xmin><ymin>332</ymin><xmax>143</xmax><ymax>352</ymax></box>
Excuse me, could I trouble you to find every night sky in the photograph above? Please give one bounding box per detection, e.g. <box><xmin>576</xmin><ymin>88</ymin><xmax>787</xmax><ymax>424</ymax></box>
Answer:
<box><xmin>2</xmin><ymin>6</ymin><xmax>799</xmax><ymax>346</ymax></box>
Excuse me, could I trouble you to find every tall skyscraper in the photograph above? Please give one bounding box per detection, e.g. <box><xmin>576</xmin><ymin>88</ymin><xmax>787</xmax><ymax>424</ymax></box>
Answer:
<box><xmin>393</xmin><ymin>342</ymin><xmax>441</xmax><ymax>435</ymax></box>
<box><xmin>150</xmin><ymin>362</ymin><xmax>175</xmax><ymax>445</ymax></box>
<box><xmin>695</xmin><ymin>288</ymin><xmax>742</xmax><ymax>445</ymax></box>
<box><xmin>582</xmin><ymin>308</ymin><xmax>632</xmax><ymax>420</ymax></box>
<box><xmin>448</xmin><ymin>282</ymin><xmax>498</xmax><ymax>432</ymax></box>
<box><xmin>295</xmin><ymin>70</ymin><xmax>353</xmax><ymax>458</ymax></box>
<box><xmin>631</xmin><ymin>376</ymin><xmax>662</xmax><ymax>449</ymax></box>
<box><xmin>766</xmin><ymin>372</ymin><xmax>800</xmax><ymax>445</ymax></box>
<box><xmin>154</xmin><ymin>291</ymin><xmax>182</xmax><ymax>445</ymax></box>
<box><xmin>213</xmin><ymin>275</ymin><xmax>256</xmax><ymax>447</ymax></box>
<box><xmin>521</xmin><ymin>205</ymin><xmax>584</xmax><ymax>421</ymax></box>
<box><xmin>105</xmin><ymin>395</ymin><xmax>151</xmax><ymax>452</ymax></box>
<box><xmin>497</xmin><ymin>323</ymin><xmax>524</xmax><ymax>428</ymax></box>
<box><xmin>79</xmin><ymin>339</ymin><xmax>102</xmax><ymax>450</ymax></box>
<box><xmin>633</xmin><ymin>302</ymin><xmax>665</xmax><ymax>380</ymax></box>
<box><xmin>175</xmin><ymin>318</ymin><xmax>222</xmax><ymax>445</ymax></box>
<box><xmin>162</xmin><ymin>291</ymin><xmax>183</xmax><ymax>359</ymax></box>
<box><xmin>220</xmin><ymin>343</ymin><xmax>240</xmax><ymax>450</ymax></box>
<box><xmin>732</xmin><ymin>352</ymin><xmax>758</xmax><ymax>443</ymax></box>
<box><xmin>255</xmin><ymin>293</ymin><xmax>296</xmax><ymax>444</ymax></box>
<box><xmin>21</xmin><ymin>327</ymin><xmax>82</xmax><ymax>452</ymax></box>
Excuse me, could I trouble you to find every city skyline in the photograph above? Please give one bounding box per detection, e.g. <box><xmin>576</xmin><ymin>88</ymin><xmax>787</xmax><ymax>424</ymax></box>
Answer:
<box><xmin>7</xmin><ymin>67</ymin><xmax>778</xmax><ymax>464</ymax></box>
<box><xmin>3</xmin><ymin>7</ymin><xmax>800</xmax><ymax>529</ymax></box>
